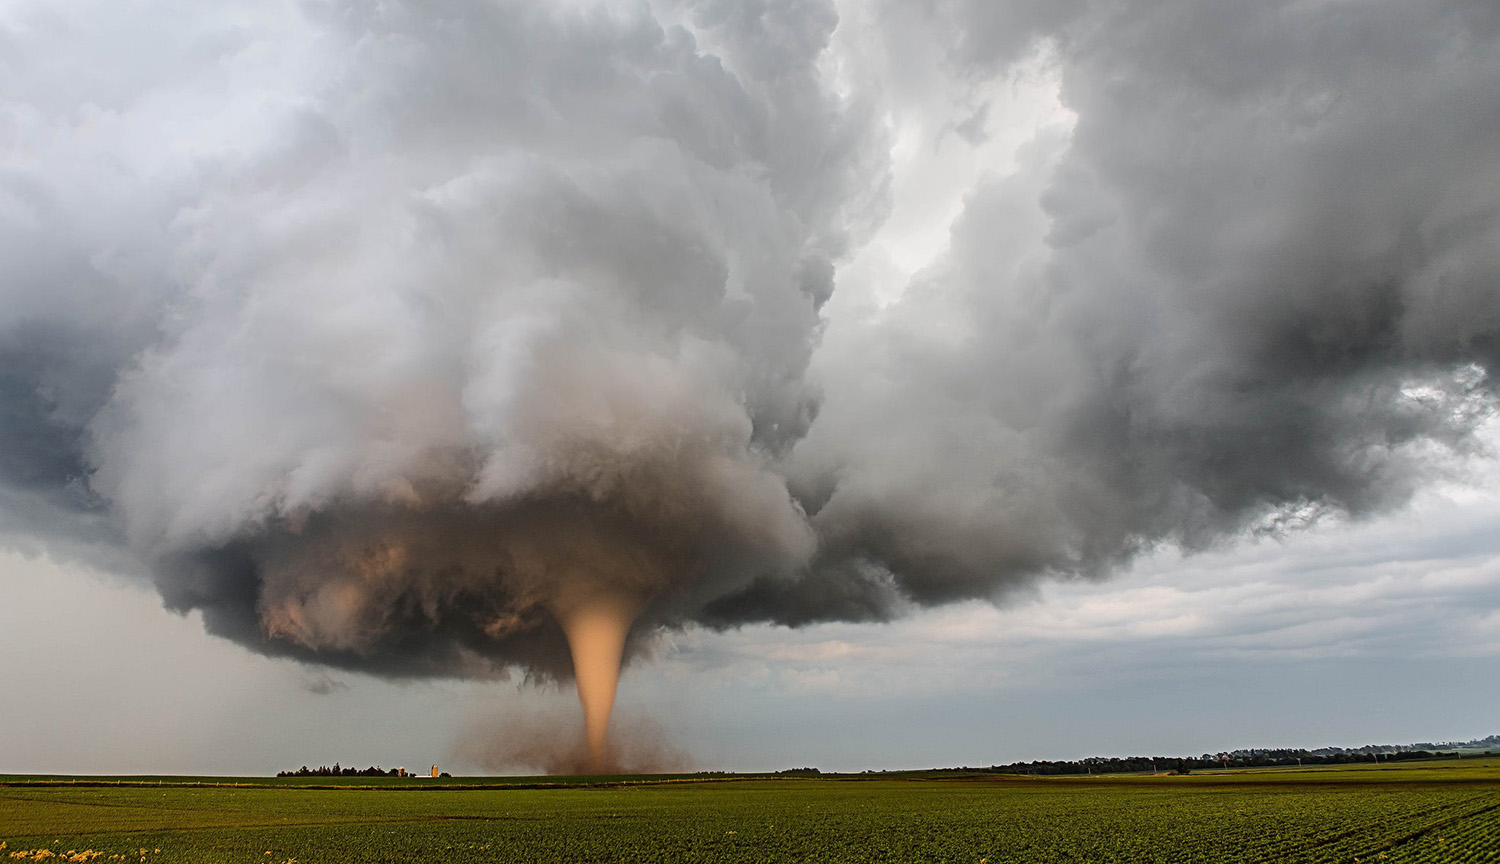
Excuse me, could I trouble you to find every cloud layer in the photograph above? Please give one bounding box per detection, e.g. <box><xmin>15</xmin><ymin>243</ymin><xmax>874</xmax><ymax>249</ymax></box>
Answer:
<box><xmin>2</xmin><ymin>0</ymin><xmax>1497</xmax><ymax>679</ymax></box>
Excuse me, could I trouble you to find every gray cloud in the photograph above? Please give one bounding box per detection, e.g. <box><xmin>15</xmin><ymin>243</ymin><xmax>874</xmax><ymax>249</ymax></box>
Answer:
<box><xmin>736</xmin><ymin>0</ymin><xmax>1500</xmax><ymax>624</ymax></box>
<box><xmin>1</xmin><ymin>0</ymin><xmax>1497</xmax><ymax>680</ymax></box>
<box><xmin>3</xmin><ymin>0</ymin><xmax>881</xmax><ymax>680</ymax></box>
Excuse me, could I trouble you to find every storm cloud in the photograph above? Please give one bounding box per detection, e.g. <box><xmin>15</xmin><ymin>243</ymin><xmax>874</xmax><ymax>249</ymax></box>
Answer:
<box><xmin>2</xmin><ymin>0</ymin><xmax>1497</xmax><ymax>680</ymax></box>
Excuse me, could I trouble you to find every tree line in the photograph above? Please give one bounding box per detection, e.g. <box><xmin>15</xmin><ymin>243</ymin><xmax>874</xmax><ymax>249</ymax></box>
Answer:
<box><xmin>936</xmin><ymin>748</ymin><xmax>1479</xmax><ymax>777</ymax></box>
<box><xmin>275</xmin><ymin>763</ymin><xmax>449</xmax><ymax>778</ymax></box>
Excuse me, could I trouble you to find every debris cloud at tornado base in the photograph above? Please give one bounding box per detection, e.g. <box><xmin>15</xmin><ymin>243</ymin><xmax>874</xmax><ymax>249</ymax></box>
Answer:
<box><xmin>3</xmin><ymin>0</ymin><xmax>1500</xmax><ymax>767</ymax></box>
<box><xmin>453</xmin><ymin>706</ymin><xmax>693</xmax><ymax>777</ymax></box>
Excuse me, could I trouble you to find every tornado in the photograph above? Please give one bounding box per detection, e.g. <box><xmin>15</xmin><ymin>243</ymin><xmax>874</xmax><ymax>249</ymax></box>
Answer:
<box><xmin>552</xmin><ymin>589</ymin><xmax>644</xmax><ymax>772</ymax></box>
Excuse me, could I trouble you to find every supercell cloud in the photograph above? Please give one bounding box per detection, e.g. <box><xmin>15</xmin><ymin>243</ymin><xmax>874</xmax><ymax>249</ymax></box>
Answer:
<box><xmin>2</xmin><ymin>0</ymin><xmax>1498</xmax><ymax>683</ymax></box>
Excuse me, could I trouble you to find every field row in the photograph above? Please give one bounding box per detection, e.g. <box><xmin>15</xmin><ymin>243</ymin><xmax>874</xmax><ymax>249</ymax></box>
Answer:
<box><xmin>2</xmin><ymin>762</ymin><xmax>1499</xmax><ymax>862</ymax></box>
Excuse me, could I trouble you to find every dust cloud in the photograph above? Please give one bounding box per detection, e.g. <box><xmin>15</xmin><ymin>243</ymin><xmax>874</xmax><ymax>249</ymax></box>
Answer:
<box><xmin>454</xmin><ymin>706</ymin><xmax>692</xmax><ymax>777</ymax></box>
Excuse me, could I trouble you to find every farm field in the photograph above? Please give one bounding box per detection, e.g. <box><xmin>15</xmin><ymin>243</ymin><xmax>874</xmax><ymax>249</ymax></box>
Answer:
<box><xmin>2</xmin><ymin>759</ymin><xmax>1498</xmax><ymax>863</ymax></box>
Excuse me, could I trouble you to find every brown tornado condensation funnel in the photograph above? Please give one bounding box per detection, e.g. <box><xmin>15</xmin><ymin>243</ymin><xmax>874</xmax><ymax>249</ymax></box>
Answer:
<box><xmin>553</xmin><ymin>587</ymin><xmax>644</xmax><ymax>772</ymax></box>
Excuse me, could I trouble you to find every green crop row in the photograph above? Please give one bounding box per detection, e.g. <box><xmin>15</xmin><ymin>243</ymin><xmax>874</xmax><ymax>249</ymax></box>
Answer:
<box><xmin>2</xmin><ymin>762</ymin><xmax>1498</xmax><ymax>862</ymax></box>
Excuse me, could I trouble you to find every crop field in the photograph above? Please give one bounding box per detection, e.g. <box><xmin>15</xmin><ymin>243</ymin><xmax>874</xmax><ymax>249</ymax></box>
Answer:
<box><xmin>2</xmin><ymin>759</ymin><xmax>1498</xmax><ymax>862</ymax></box>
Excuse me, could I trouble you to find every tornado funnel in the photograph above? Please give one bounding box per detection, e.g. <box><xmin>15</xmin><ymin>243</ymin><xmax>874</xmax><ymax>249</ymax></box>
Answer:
<box><xmin>554</xmin><ymin>589</ymin><xmax>641</xmax><ymax>772</ymax></box>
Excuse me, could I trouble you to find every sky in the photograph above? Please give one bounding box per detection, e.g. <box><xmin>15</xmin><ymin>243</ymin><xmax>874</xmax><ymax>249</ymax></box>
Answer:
<box><xmin>2</xmin><ymin>0</ymin><xmax>1499</xmax><ymax>774</ymax></box>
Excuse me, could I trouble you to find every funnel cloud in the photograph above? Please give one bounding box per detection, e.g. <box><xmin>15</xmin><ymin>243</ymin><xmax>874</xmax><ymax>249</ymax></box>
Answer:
<box><xmin>553</xmin><ymin>588</ymin><xmax>643</xmax><ymax>770</ymax></box>
<box><xmin>3</xmin><ymin>0</ymin><xmax>1500</xmax><ymax>759</ymax></box>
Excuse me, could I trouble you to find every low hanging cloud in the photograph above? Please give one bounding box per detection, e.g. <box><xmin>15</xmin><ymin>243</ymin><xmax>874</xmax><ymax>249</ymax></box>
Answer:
<box><xmin>1</xmin><ymin>0</ymin><xmax>1498</xmax><ymax>680</ymax></box>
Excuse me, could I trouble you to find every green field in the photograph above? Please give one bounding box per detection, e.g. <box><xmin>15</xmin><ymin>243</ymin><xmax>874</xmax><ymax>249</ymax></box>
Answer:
<box><xmin>3</xmin><ymin>759</ymin><xmax>1498</xmax><ymax>862</ymax></box>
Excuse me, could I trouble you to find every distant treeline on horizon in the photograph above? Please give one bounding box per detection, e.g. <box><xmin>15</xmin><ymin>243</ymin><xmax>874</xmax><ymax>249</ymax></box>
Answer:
<box><xmin>936</xmin><ymin>734</ymin><xmax>1500</xmax><ymax>777</ymax></box>
<box><xmin>276</xmin><ymin>764</ymin><xmax>450</xmax><ymax>778</ymax></box>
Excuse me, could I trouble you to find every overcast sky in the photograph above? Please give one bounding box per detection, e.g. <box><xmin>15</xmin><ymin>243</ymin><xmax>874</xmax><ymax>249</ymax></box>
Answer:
<box><xmin>2</xmin><ymin>0</ymin><xmax>1499</xmax><ymax>774</ymax></box>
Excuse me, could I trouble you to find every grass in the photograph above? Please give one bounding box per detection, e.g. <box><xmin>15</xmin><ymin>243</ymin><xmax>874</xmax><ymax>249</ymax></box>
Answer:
<box><xmin>2</xmin><ymin>758</ymin><xmax>1498</xmax><ymax>862</ymax></box>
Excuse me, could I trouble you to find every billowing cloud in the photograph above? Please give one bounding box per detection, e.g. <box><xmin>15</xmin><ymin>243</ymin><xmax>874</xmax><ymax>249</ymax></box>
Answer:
<box><xmin>1</xmin><ymin>0</ymin><xmax>1497</xmax><ymax>681</ymax></box>
<box><xmin>733</xmin><ymin>0</ymin><xmax>1500</xmax><ymax>624</ymax></box>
